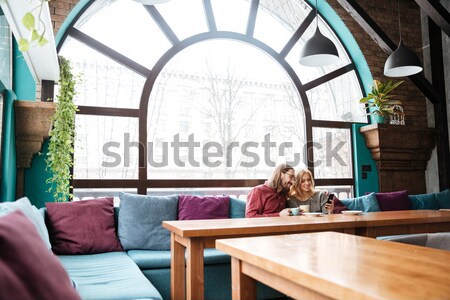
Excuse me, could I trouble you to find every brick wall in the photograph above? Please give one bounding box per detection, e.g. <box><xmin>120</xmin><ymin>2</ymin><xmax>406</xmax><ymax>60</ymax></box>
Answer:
<box><xmin>328</xmin><ymin>0</ymin><xmax>427</xmax><ymax>128</ymax></box>
<box><xmin>49</xmin><ymin>0</ymin><xmax>79</xmax><ymax>34</ymax></box>
<box><xmin>48</xmin><ymin>0</ymin><xmax>428</xmax><ymax>128</ymax></box>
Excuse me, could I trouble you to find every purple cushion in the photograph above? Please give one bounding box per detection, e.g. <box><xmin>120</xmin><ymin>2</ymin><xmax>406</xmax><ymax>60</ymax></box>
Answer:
<box><xmin>46</xmin><ymin>198</ymin><xmax>123</xmax><ymax>255</ymax></box>
<box><xmin>0</xmin><ymin>210</ymin><xmax>81</xmax><ymax>300</ymax></box>
<box><xmin>178</xmin><ymin>195</ymin><xmax>230</xmax><ymax>220</ymax></box>
<box><xmin>375</xmin><ymin>190</ymin><xmax>412</xmax><ymax>211</ymax></box>
<box><xmin>332</xmin><ymin>196</ymin><xmax>349</xmax><ymax>214</ymax></box>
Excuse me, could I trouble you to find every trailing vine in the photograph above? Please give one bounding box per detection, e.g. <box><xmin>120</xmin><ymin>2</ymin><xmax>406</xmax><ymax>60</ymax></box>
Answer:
<box><xmin>46</xmin><ymin>56</ymin><xmax>79</xmax><ymax>202</ymax></box>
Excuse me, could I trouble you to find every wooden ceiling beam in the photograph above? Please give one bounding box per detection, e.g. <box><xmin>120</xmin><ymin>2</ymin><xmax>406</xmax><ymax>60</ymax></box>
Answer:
<box><xmin>336</xmin><ymin>0</ymin><xmax>442</xmax><ymax>104</ymax></box>
<box><xmin>415</xmin><ymin>0</ymin><xmax>450</xmax><ymax>37</ymax></box>
<box><xmin>336</xmin><ymin>0</ymin><xmax>396</xmax><ymax>53</ymax></box>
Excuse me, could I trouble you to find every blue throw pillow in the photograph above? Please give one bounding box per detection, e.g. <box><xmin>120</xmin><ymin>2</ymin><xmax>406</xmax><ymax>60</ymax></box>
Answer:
<box><xmin>436</xmin><ymin>189</ymin><xmax>450</xmax><ymax>209</ymax></box>
<box><xmin>118</xmin><ymin>193</ymin><xmax>178</xmax><ymax>250</ymax></box>
<box><xmin>229</xmin><ymin>197</ymin><xmax>246</xmax><ymax>218</ymax></box>
<box><xmin>340</xmin><ymin>193</ymin><xmax>381</xmax><ymax>212</ymax></box>
<box><xmin>409</xmin><ymin>193</ymin><xmax>439</xmax><ymax>210</ymax></box>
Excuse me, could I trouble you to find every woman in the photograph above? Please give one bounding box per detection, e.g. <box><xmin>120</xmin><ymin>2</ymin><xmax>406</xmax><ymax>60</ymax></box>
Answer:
<box><xmin>287</xmin><ymin>169</ymin><xmax>334</xmax><ymax>214</ymax></box>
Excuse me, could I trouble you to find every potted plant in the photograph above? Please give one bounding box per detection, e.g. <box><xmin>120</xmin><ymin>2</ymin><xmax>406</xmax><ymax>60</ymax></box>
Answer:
<box><xmin>46</xmin><ymin>56</ymin><xmax>79</xmax><ymax>202</ymax></box>
<box><xmin>359</xmin><ymin>79</ymin><xmax>404</xmax><ymax>123</ymax></box>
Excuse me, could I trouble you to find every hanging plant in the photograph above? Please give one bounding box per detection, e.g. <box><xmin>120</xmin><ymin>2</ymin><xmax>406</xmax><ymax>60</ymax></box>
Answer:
<box><xmin>19</xmin><ymin>0</ymin><xmax>50</xmax><ymax>51</ymax></box>
<box><xmin>46</xmin><ymin>56</ymin><xmax>79</xmax><ymax>202</ymax></box>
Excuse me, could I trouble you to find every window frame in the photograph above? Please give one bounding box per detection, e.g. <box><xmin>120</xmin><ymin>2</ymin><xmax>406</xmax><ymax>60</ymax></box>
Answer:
<box><xmin>58</xmin><ymin>0</ymin><xmax>365</xmax><ymax>195</ymax></box>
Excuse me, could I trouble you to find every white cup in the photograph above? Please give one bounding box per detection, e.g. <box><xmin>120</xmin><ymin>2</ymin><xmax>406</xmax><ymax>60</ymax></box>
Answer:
<box><xmin>299</xmin><ymin>205</ymin><xmax>310</xmax><ymax>213</ymax></box>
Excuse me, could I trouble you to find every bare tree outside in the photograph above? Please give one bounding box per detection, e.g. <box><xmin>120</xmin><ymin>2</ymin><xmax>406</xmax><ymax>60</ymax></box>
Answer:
<box><xmin>191</xmin><ymin>57</ymin><xmax>269</xmax><ymax>178</ymax></box>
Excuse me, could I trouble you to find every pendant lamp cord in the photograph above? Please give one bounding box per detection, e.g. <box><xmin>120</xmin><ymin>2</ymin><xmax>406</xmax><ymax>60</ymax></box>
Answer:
<box><xmin>397</xmin><ymin>0</ymin><xmax>402</xmax><ymax>41</ymax></box>
<box><xmin>315</xmin><ymin>0</ymin><xmax>318</xmax><ymax>28</ymax></box>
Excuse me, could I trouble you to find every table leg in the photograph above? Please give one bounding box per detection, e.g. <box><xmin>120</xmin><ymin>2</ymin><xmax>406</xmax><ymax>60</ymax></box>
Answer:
<box><xmin>186</xmin><ymin>238</ymin><xmax>205</xmax><ymax>300</ymax></box>
<box><xmin>171</xmin><ymin>233</ymin><xmax>185</xmax><ymax>300</ymax></box>
<box><xmin>231</xmin><ymin>257</ymin><xmax>256</xmax><ymax>300</ymax></box>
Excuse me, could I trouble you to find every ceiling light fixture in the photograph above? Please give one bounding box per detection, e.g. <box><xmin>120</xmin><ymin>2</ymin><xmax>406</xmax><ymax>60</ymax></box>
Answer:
<box><xmin>299</xmin><ymin>0</ymin><xmax>339</xmax><ymax>67</ymax></box>
<box><xmin>384</xmin><ymin>0</ymin><xmax>423</xmax><ymax>77</ymax></box>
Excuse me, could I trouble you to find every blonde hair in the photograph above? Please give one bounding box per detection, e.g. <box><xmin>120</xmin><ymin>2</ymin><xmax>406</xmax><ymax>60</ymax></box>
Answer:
<box><xmin>267</xmin><ymin>163</ymin><xmax>294</xmax><ymax>190</ymax></box>
<box><xmin>289</xmin><ymin>169</ymin><xmax>315</xmax><ymax>198</ymax></box>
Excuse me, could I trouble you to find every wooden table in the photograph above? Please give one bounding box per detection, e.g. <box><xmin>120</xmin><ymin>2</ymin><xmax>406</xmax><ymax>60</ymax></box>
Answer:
<box><xmin>216</xmin><ymin>232</ymin><xmax>450</xmax><ymax>300</ymax></box>
<box><xmin>162</xmin><ymin>210</ymin><xmax>450</xmax><ymax>300</ymax></box>
<box><xmin>351</xmin><ymin>209</ymin><xmax>450</xmax><ymax>237</ymax></box>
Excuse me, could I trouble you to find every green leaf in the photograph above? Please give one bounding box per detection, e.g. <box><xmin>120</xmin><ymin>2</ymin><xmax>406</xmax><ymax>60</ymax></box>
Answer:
<box><xmin>31</xmin><ymin>29</ymin><xmax>40</xmax><ymax>42</ymax></box>
<box><xmin>46</xmin><ymin>56</ymin><xmax>79</xmax><ymax>202</ymax></box>
<box><xmin>22</xmin><ymin>12</ymin><xmax>35</xmax><ymax>31</ymax></box>
<box><xmin>359</xmin><ymin>97</ymin><xmax>369</xmax><ymax>102</ymax></box>
<box><xmin>18</xmin><ymin>38</ymin><xmax>30</xmax><ymax>52</ymax></box>
<box><xmin>37</xmin><ymin>35</ymin><xmax>48</xmax><ymax>47</ymax></box>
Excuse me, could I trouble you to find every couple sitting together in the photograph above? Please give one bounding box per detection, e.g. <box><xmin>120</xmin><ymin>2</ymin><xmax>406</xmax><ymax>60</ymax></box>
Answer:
<box><xmin>245</xmin><ymin>163</ymin><xmax>334</xmax><ymax>218</ymax></box>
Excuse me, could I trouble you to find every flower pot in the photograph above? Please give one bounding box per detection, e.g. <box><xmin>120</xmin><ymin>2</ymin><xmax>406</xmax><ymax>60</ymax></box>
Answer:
<box><xmin>370</xmin><ymin>114</ymin><xmax>386</xmax><ymax>124</ymax></box>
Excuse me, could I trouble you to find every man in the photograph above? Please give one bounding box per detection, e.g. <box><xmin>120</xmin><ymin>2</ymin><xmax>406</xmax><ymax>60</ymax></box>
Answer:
<box><xmin>245</xmin><ymin>164</ymin><xmax>295</xmax><ymax>218</ymax></box>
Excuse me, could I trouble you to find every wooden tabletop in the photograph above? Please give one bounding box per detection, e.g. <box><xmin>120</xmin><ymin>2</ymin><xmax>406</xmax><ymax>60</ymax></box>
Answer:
<box><xmin>216</xmin><ymin>232</ymin><xmax>450</xmax><ymax>300</ymax></box>
<box><xmin>162</xmin><ymin>210</ymin><xmax>450</xmax><ymax>238</ymax></box>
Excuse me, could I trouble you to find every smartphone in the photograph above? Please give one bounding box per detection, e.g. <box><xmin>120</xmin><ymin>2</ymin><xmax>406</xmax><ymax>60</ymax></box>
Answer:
<box><xmin>327</xmin><ymin>193</ymin><xmax>334</xmax><ymax>204</ymax></box>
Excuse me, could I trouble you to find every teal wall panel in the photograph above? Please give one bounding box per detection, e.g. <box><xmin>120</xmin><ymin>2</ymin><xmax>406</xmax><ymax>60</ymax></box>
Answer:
<box><xmin>12</xmin><ymin>40</ymin><xmax>35</xmax><ymax>100</ymax></box>
<box><xmin>25</xmin><ymin>140</ymin><xmax>54</xmax><ymax>208</ymax></box>
<box><xmin>352</xmin><ymin>124</ymin><xmax>379</xmax><ymax>196</ymax></box>
<box><xmin>1</xmin><ymin>36</ymin><xmax>42</xmax><ymax>204</ymax></box>
<box><xmin>0</xmin><ymin>88</ymin><xmax>17</xmax><ymax>202</ymax></box>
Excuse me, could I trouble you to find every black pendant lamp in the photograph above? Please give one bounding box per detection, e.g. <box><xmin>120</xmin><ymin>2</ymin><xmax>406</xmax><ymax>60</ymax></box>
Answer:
<box><xmin>384</xmin><ymin>0</ymin><xmax>423</xmax><ymax>77</ymax></box>
<box><xmin>299</xmin><ymin>0</ymin><xmax>339</xmax><ymax>67</ymax></box>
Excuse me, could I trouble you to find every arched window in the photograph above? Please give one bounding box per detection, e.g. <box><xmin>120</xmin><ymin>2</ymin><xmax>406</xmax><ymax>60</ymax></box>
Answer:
<box><xmin>58</xmin><ymin>0</ymin><xmax>367</xmax><ymax>199</ymax></box>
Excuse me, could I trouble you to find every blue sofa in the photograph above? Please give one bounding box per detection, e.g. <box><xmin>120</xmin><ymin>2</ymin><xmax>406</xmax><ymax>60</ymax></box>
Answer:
<box><xmin>6</xmin><ymin>188</ymin><xmax>448</xmax><ymax>300</ymax></box>
<box><xmin>337</xmin><ymin>189</ymin><xmax>450</xmax><ymax>213</ymax></box>
<box><xmin>46</xmin><ymin>196</ymin><xmax>282</xmax><ymax>300</ymax></box>
<box><xmin>378</xmin><ymin>232</ymin><xmax>450</xmax><ymax>251</ymax></box>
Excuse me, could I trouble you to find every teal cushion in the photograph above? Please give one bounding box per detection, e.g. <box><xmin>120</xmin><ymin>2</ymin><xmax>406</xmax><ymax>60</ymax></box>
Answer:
<box><xmin>229</xmin><ymin>197</ymin><xmax>246</xmax><ymax>218</ymax></box>
<box><xmin>409</xmin><ymin>193</ymin><xmax>439</xmax><ymax>210</ymax></box>
<box><xmin>118</xmin><ymin>193</ymin><xmax>178</xmax><ymax>251</ymax></box>
<box><xmin>340</xmin><ymin>193</ymin><xmax>381</xmax><ymax>212</ymax></box>
<box><xmin>58</xmin><ymin>252</ymin><xmax>162</xmax><ymax>300</ymax></box>
<box><xmin>436</xmin><ymin>189</ymin><xmax>450</xmax><ymax>209</ymax></box>
<box><xmin>127</xmin><ymin>248</ymin><xmax>230</xmax><ymax>269</ymax></box>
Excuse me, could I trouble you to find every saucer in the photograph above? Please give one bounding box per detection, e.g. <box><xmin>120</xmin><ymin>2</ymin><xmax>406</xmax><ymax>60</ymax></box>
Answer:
<box><xmin>342</xmin><ymin>210</ymin><xmax>363</xmax><ymax>215</ymax></box>
<box><xmin>302</xmin><ymin>212</ymin><xmax>322</xmax><ymax>217</ymax></box>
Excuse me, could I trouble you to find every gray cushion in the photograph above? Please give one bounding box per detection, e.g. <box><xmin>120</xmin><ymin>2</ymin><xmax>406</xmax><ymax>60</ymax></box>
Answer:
<box><xmin>425</xmin><ymin>232</ymin><xmax>450</xmax><ymax>251</ymax></box>
<box><xmin>379</xmin><ymin>232</ymin><xmax>450</xmax><ymax>251</ymax></box>
<box><xmin>118</xmin><ymin>193</ymin><xmax>178</xmax><ymax>250</ymax></box>
<box><xmin>379</xmin><ymin>233</ymin><xmax>428</xmax><ymax>246</ymax></box>
<box><xmin>0</xmin><ymin>197</ymin><xmax>51</xmax><ymax>250</ymax></box>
